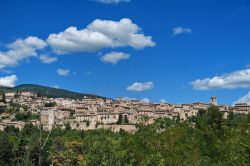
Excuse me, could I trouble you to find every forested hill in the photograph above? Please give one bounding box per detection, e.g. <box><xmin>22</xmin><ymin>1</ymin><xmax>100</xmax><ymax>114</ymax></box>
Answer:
<box><xmin>0</xmin><ymin>84</ymin><xmax>105</xmax><ymax>99</ymax></box>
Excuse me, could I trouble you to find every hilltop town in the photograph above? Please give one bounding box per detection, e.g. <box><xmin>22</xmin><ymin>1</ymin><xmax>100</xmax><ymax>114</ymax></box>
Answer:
<box><xmin>0</xmin><ymin>91</ymin><xmax>249</xmax><ymax>132</ymax></box>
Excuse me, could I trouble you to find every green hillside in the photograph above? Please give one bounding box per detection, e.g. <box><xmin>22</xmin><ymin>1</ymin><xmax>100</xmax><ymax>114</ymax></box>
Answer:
<box><xmin>0</xmin><ymin>84</ymin><xmax>105</xmax><ymax>99</ymax></box>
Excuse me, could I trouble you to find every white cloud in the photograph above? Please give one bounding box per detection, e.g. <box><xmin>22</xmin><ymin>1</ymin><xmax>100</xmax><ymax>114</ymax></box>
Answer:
<box><xmin>0</xmin><ymin>36</ymin><xmax>47</xmax><ymax>69</ymax></box>
<box><xmin>120</xmin><ymin>97</ymin><xmax>137</xmax><ymax>101</ymax></box>
<box><xmin>47</xmin><ymin>18</ymin><xmax>155</xmax><ymax>54</ymax></box>
<box><xmin>57</xmin><ymin>68</ymin><xmax>70</xmax><ymax>76</ymax></box>
<box><xmin>173</xmin><ymin>27</ymin><xmax>192</xmax><ymax>36</ymax></box>
<box><xmin>94</xmin><ymin>0</ymin><xmax>130</xmax><ymax>4</ymax></box>
<box><xmin>234</xmin><ymin>91</ymin><xmax>250</xmax><ymax>105</ymax></box>
<box><xmin>0</xmin><ymin>75</ymin><xmax>18</xmax><ymax>87</ymax></box>
<box><xmin>127</xmin><ymin>81</ymin><xmax>154</xmax><ymax>92</ymax></box>
<box><xmin>0</xmin><ymin>19</ymin><xmax>154</xmax><ymax>70</ymax></box>
<box><xmin>100</xmin><ymin>52</ymin><xmax>130</xmax><ymax>64</ymax></box>
<box><xmin>120</xmin><ymin>97</ymin><xmax>150</xmax><ymax>103</ymax></box>
<box><xmin>141</xmin><ymin>98</ymin><xmax>150</xmax><ymax>103</ymax></box>
<box><xmin>39</xmin><ymin>54</ymin><xmax>58</xmax><ymax>64</ymax></box>
<box><xmin>160</xmin><ymin>99</ymin><xmax>167</xmax><ymax>103</ymax></box>
<box><xmin>191</xmin><ymin>69</ymin><xmax>250</xmax><ymax>90</ymax></box>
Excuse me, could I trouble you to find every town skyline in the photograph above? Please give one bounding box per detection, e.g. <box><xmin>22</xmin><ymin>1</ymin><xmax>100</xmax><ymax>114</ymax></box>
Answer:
<box><xmin>1</xmin><ymin>0</ymin><xmax>250</xmax><ymax>105</ymax></box>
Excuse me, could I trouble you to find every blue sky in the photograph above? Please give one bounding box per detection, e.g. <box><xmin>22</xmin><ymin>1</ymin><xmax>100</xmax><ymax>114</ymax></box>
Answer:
<box><xmin>0</xmin><ymin>0</ymin><xmax>250</xmax><ymax>105</ymax></box>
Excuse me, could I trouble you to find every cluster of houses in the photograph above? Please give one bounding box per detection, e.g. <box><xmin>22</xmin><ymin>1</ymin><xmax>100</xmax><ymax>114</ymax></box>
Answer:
<box><xmin>0</xmin><ymin>91</ymin><xmax>249</xmax><ymax>132</ymax></box>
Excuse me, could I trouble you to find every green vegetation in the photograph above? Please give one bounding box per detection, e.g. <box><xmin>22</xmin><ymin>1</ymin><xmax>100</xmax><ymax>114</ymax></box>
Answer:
<box><xmin>8</xmin><ymin>101</ymin><xmax>22</xmax><ymax>113</ymax></box>
<box><xmin>0</xmin><ymin>106</ymin><xmax>249</xmax><ymax>165</ymax></box>
<box><xmin>123</xmin><ymin>115</ymin><xmax>129</xmax><ymax>124</ymax></box>
<box><xmin>64</xmin><ymin>122</ymin><xmax>71</xmax><ymax>130</ymax></box>
<box><xmin>86</xmin><ymin>120</ymin><xmax>90</xmax><ymax>127</ymax></box>
<box><xmin>15</xmin><ymin>112</ymin><xmax>39</xmax><ymax>122</ymax></box>
<box><xmin>0</xmin><ymin>100</ymin><xmax>27</xmax><ymax>114</ymax></box>
<box><xmin>116</xmin><ymin>114</ymin><xmax>123</xmax><ymax>124</ymax></box>
<box><xmin>0</xmin><ymin>100</ymin><xmax>39</xmax><ymax>122</ymax></box>
<box><xmin>0</xmin><ymin>84</ymin><xmax>106</xmax><ymax>99</ymax></box>
<box><xmin>117</xmin><ymin>114</ymin><xmax>130</xmax><ymax>124</ymax></box>
<box><xmin>0</xmin><ymin>93</ymin><xmax>6</xmax><ymax>103</ymax></box>
<box><xmin>44</xmin><ymin>102</ymin><xmax>57</xmax><ymax>107</ymax></box>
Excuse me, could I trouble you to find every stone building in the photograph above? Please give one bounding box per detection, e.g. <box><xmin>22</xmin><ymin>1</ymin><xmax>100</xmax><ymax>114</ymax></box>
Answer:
<box><xmin>210</xmin><ymin>96</ymin><xmax>217</xmax><ymax>106</ymax></box>
<box><xmin>41</xmin><ymin>108</ymin><xmax>55</xmax><ymax>131</ymax></box>
<box><xmin>230</xmin><ymin>103</ymin><xmax>250</xmax><ymax>115</ymax></box>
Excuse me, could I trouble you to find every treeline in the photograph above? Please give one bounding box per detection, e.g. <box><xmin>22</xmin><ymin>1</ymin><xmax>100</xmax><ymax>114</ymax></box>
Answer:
<box><xmin>0</xmin><ymin>84</ymin><xmax>105</xmax><ymax>99</ymax></box>
<box><xmin>0</xmin><ymin>106</ymin><xmax>249</xmax><ymax>165</ymax></box>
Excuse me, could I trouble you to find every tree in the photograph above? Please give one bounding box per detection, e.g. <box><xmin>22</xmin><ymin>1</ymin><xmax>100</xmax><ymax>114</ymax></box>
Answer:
<box><xmin>37</xmin><ymin>92</ymin><xmax>43</xmax><ymax>97</ymax></box>
<box><xmin>15</xmin><ymin>137</ymin><xmax>28</xmax><ymax>165</ymax></box>
<box><xmin>15</xmin><ymin>112</ymin><xmax>32</xmax><ymax>122</ymax></box>
<box><xmin>1</xmin><ymin>93</ymin><xmax>6</xmax><ymax>103</ymax></box>
<box><xmin>4</xmin><ymin>125</ymin><xmax>19</xmax><ymax>135</ymax></box>
<box><xmin>206</xmin><ymin>106</ymin><xmax>223</xmax><ymax>130</ymax></box>
<box><xmin>50</xmin><ymin>137</ymin><xmax>66</xmax><ymax>165</ymax></box>
<box><xmin>44</xmin><ymin>102</ymin><xmax>57</xmax><ymax>107</ymax></box>
<box><xmin>0</xmin><ymin>106</ymin><xmax>249</xmax><ymax>165</ymax></box>
<box><xmin>0</xmin><ymin>107</ymin><xmax>6</xmax><ymax>114</ymax></box>
<box><xmin>198</xmin><ymin>109</ymin><xmax>206</xmax><ymax>116</ymax></box>
<box><xmin>29</xmin><ymin>139</ymin><xmax>40</xmax><ymax>165</ymax></box>
<box><xmin>22</xmin><ymin>105</ymin><xmax>28</xmax><ymax>112</ymax></box>
<box><xmin>124</xmin><ymin>115</ymin><xmax>129</xmax><ymax>124</ymax></box>
<box><xmin>176</xmin><ymin>115</ymin><xmax>181</xmax><ymax>123</ymax></box>
<box><xmin>86</xmin><ymin>120</ymin><xmax>90</xmax><ymax>127</ymax></box>
<box><xmin>0</xmin><ymin>134</ymin><xmax>14</xmax><ymax>164</ymax></box>
<box><xmin>117</xmin><ymin>114</ymin><xmax>123</xmax><ymax>124</ymax></box>
<box><xmin>137</xmin><ymin>115</ymin><xmax>149</xmax><ymax>126</ymax></box>
<box><xmin>65</xmin><ymin>122</ymin><xmax>71</xmax><ymax>130</ymax></box>
<box><xmin>155</xmin><ymin>117</ymin><xmax>174</xmax><ymax>129</ymax></box>
<box><xmin>14</xmin><ymin>91</ymin><xmax>20</xmax><ymax>98</ymax></box>
<box><xmin>22</xmin><ymin>123</ymin><xmax>39</xmax><ymax>136</ymax></box>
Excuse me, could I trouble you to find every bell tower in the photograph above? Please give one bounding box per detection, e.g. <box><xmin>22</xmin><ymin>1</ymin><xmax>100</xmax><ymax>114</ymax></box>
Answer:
<box><xmin>210</xmin><ymin>96</ymin><xmax>217</xmax><ymax>106</ymax></box>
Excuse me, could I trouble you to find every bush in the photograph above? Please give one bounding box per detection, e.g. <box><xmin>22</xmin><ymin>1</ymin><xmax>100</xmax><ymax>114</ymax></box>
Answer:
<box><xmin>15</xmin><ymin>112</ymin><xmax>32</xmax><ymax>121</ymax></box>
<box><xmin>44</xmin><ymin>102</ymin><xmax>57</xmax><ymax>107</ymax></box>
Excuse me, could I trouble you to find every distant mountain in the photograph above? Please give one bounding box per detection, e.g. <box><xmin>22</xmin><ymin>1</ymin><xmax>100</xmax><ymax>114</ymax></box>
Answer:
<box><xmin>0</xmin><ymin>84</ymin><xmax>106</xmax><ymax>99</ymax></box>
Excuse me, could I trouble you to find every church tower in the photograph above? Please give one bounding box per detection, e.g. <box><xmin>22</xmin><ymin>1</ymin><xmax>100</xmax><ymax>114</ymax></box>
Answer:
<box><xmin>210</xmin><ymin>96</ymin><xmax>217</xmax><ymax>106</ymax></box>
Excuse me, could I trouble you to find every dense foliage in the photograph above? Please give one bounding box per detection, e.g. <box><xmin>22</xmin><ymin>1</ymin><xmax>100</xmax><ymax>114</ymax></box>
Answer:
<box><xmin>0</xmin><ymin>84</ymin><xmax>105</xmax><ymax>99</ymax></box>
<box><xmin>0</xmin><ymin>100</ymin><xmax>39</xmax><ymax>121</ymax></box>
<box><xmin>0</xmin><ymin>107</ymin><xmax>249</xmax><ymax>166</ymax></box>
<box><xmin>44</xmin><ymin>102</ymin><xmax>57</xmax><ymax>107</ymax></box>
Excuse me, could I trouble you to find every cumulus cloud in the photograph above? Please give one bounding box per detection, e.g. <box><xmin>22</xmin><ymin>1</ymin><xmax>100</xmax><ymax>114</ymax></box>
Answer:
<box><xmin>127</xmin><ymin>81</ymin><xmax>154</xmax><ymax>92</ymax></box>
<box><xmin>0</xmin><ymin>18</ymin><xmax>154</xmax><ymax>70</ymax></box>
<box><xmin>0</xmin><ymin>75</ymin><xmax>18</xmax><ymax>87</ymax></box>
<box><xmin>173</xmin><ymin>27</ymin><xmax>192</xmax><ymax>36</ymax></box>
<box><xmin>120</xmin><ymin>97</ymin><xmax>150</xmax><ymax>103</ymax></box>
<box><xmin>0</xmin><ymin>36</ymin><xmax>47</xmax><ymax>69</ymax></box>
<box><xmin>191</xmin><ymin>69</ymin><xmax>250</xmax><ymax>90</ymax></box>
<box><xmin>94</xmin><ymin>0</ymin><xmax>130</xmax><ymax>4</ymax></box>
<box><xmin>234</xmin><ymin>91</ymin><xmax>250</xmax><ymax>105</ymax></box>
<box><xmin>39</xmin><ymin>54</ymin><xmax>58</xmax><ymax>64</ymax></box>
<box><xmin>57</xmin><ymin>68</ymin><xmax>70</xmax><ymax>76</ymax></box>
<box><xmin>47</xmin><ymin>18</ymin><xmax>155</xmax><ymax>54</ymax></box>
<box><xmin>100</xmin><ymin>52</ymin><xmax>130</xmax><ymax>64</ymax></box>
